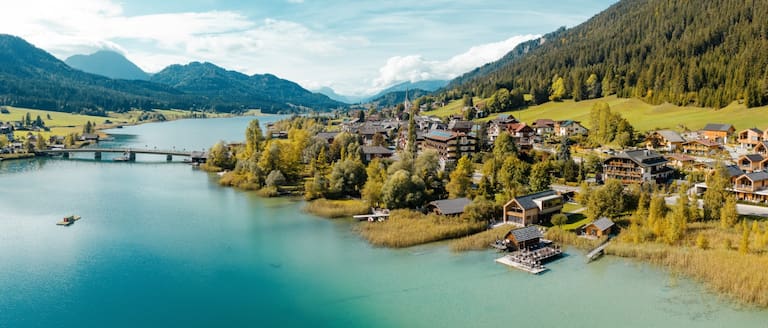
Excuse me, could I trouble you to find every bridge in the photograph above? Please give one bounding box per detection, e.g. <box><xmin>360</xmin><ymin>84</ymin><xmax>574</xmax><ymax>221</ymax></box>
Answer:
<box><xmin>38</xmin><ymin>148</ymin><xmax>207</xmax><ymax>163</ymax></box>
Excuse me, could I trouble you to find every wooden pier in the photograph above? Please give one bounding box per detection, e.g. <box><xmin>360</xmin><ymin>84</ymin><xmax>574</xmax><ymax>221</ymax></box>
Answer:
<box><xmin>586</xmin><ymin>240</ymin><xmax>611</xmax><ymax>262</ymax></box>
<box><xmin>353</xmin><ymin>209</ymin><xmax>390</xmax><ymax>222</ymax></box>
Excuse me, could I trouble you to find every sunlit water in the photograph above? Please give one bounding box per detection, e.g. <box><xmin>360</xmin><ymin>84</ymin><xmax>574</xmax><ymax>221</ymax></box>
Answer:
<box><xmin>1</xmin><ymin>116</ymin><xmax>767</xmax><ymax>327</ymax></box>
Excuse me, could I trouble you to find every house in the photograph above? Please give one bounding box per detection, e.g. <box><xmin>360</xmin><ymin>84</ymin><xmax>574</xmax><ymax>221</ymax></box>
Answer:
<box><xmin>502</xmin><ymin>190</ymin><xmax>563</xmax><ymax>226</ymax></box>
<box><xmin>507</xmin><ymin>123</ymin><xmax>535</xmax><ymax>149</ymax></box>
<box><xmin>502</xmin><ymin>226</ymin><xmax>543</xmax><ymax>250</ymax></box>
<box><xmin>583</xmin><ymin>217</ymin><xmax>615</xmax><ymax>238</ymax></box>
<box><xmin>646</xmin><ymin>130</ymin><xmax>686</xmax><ymax>152</ymax></box>
<box><xmin>426</xmin><ymin>197</ymin><xmax>471</xmax><ymax>216</ymax></box>
<box><xmin>0</xmin><ymin>123</ymin><xmax>13</xmax><ymax>141</ymax></box>
<box><xmin>736</xmin><ymin>154</ymin><xmax>767</xmax><ymax>173</ymax></box>
<box><xmin>701</xmin><ymin>123</ymin><xmax>735</xmax><ymax>144</ymax></box>
<box><xmin>732</xmin><ymin>172</ymin><xmax>768</xmax><ymax>203</ymax></box>
<box><xmin>681</xmin><ymin>139</ymin><xmax>723</xmax><ymax>156</ymax></box>
<box><xmin>448</xmin><ymin>120</ymin><xmax>474</xmax><ymax>133</ymax></box>
<box><xmin>664</xmin><ymin>154</ymin><xmax>696</xmax><ymax>168</ymax></box>
<box><xmin>738</xmin><ymin>128</ymin><xmax>763</xmax><ymax>149</ymax></box>
<box><xmin>361</xmin><ymin>145</ymin><xmax>394</xmax><ymax>163</ymax></box>
<box><xmin>530</xmin><ymin>119</ymin><xmax>555</xmax><ymax>137</ymax></box>
<box><xmin>554</xmin><ymin>120</ymin><xmax>588</xmax><ymax>137</ymax></box>
<box><xmin>603</xmin><ymin>149</ymin><xmax>672</xmax><ymax>184</ymax></box>
<box><xmin>315</xmin><ymin>132</ymin><xmax>339</xmax><ymax>144</ymax></box>
<box><xmin>422</xmin><ymin>130</ymin><xmax>476</xmax><ymax>166</ymax></box>
<box><xmin>487</xmin><ymin>114</ymin><xmax>519</xmax><ymax>143</ymax></box>
<box><xmin>754</xmin><ymin>141</ymin><xmax>768</xmax><ymax>156</ymax></box>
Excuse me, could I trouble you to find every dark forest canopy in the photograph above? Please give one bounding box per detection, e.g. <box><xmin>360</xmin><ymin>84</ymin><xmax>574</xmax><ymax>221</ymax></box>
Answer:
<box><xmin>444</xmin><ymin>0</ymin><xmax>768</xmax><ymax>109</ymax></box>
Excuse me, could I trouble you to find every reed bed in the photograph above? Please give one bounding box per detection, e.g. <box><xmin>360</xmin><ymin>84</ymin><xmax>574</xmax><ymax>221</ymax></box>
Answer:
<box><xmin>449</xmin><ymin>225</ymin><xmax>511</xmax><ymax>252</ymax></box>
<box><xmin>607</xmin><ymin>242</ymin><xmax>768</xmax><ymax>307</ymax></box>
<box><xmin>303</xmin><ymin>198</ymin><xmax>370</xmax><ymax>219</ymax></box>
<box><xmin>356</xmin><ymin>210</ymin><xmax>486</xmax><ymax>248</ymax></box>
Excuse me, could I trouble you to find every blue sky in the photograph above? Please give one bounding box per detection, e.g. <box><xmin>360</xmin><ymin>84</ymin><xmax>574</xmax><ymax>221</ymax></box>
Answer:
<box><xmin>0</xmin><ymin>0</ymin><xmax>617</xmax><ymax>95</ymax></box>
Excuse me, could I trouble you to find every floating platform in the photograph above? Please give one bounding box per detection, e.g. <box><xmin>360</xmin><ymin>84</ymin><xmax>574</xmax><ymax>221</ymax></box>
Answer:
<box><xmin>495</xmin><ymin>255</ymin><xmax>547</xmax><ymax>274</ymax></box>
<box><xmin>494</xmin><ymin>245</ymin><xmax>563</xmax><ymax>274</ymax></box>
<box><xmin>56</xmin><ymin>220</ymin><xmax>74</xmax><ymax>226</ymax></box>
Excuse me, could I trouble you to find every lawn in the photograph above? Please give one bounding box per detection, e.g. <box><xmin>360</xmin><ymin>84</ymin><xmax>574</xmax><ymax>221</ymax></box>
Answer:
<box><xmin>432</xmin><ymin>95</ymin><xmax>768</xmax><ymax>133</ymax></box>
<box><xmin>2</xmin><ymin>106</ymin><xmax>115</xmax><ymax>139</ymax></box>
<box><xmin>421</xmin><ymin>97</ymin><xmax>482</xmax><ymax>118</ymax></box>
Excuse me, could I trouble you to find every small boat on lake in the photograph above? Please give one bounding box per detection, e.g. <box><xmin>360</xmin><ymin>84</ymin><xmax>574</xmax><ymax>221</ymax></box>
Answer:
<box><xmin>113</xmin><ymin>156</ymin><xmax>129</xmax><ymax>162</ymax></box>
<box><xmin>56</xmin><ymin>215</ymin><xmax>80</xmax><ymax>226</ymax></box>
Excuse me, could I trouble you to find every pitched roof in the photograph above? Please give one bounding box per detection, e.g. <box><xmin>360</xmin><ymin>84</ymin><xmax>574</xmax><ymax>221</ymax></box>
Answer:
<box><xmin>428</xmin><ymin>197</ymin><xmax>471</xmax><ymax>215</ymax></box>
<box><xmin>743</xmin><ymin>128</ymin><xmax>763</xmax><ymax>134</ymax></box>
<box><xmin>723</xmin><ymin>165</ymin><xmax>744</xmax><ymax>178</ymax></box>
<box><xmin>514</xmin><ymin>190</ymin><xmax>559</xmax><ymax>210</ymax></box>
<box><xmin>589</xmin><ymin>217</ymin><xmax>615</xmax><ymax>231</ymax></box>
<box><xmin>531</xmin><ymin>119</ymin><xmax>555</xmax><ymax>128</ymax></box>
<box><xmin>316</xmin><ymin>132</ymin><xmax>339</xmax><ymax>140</ymax></box>
<box><xmin>742</xmin><ymin>154</ymin><xmax>765</xmax><ymax>163</ymax></box>
<box><xmin>609</xmin><ymin>149</ymin><xmax>667</xmax><ymax>167</ymax></box>
<box><xmin>654</xmin><ymin>130</ymin><xmax>686</xmax><ymax>143</ymax></box>
<box><xmin>744</xmin><ymin>171</ymin><xmax>768</xmax><ymax>182</ymax></box>
<box><xmin>448</xmin><ymin>120</ymin><xmax>474</xmax><ymax>131</ymax></box>
<box><xmin>683</xmin><ymin>139</ymin><xmax>722</xmax><ymax>147</ymax></box>
<box><xmin>702</xmin><ymin>123</ymin><xmax>734</xmax><ymax>132</ymax></box>
<box><xmin>361</xmin><ymin>146</ymin><xmax>393</xmax><ymax>155</ymax></box>
<box><xmin>507</xmin><ymin>226</ymin><xmax>543</xmax><ymax>243</ymax></box>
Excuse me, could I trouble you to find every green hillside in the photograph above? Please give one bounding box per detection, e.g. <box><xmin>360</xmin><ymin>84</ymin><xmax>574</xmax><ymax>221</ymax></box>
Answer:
<box><xmin>430</xmin><ymin>95</ymin><xmax>768</xmax><ymax>133</ymax></box>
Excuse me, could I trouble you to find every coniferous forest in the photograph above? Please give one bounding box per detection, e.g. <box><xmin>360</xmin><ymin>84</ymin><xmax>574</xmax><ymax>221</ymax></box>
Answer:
<box><xmin>447</xmin><ymin>0</ymin><xmax>768</xmax><ymax>109</ymax></box>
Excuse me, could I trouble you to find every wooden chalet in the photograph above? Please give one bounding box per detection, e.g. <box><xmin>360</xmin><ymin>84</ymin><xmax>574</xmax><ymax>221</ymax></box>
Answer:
<box><xmin>422</xmin><ymin>130</ymin><xmax>476</xmax><ymax>163</ymax></box>
<box><xmin>426</xmin><ymin>197</ymin><xmax>471</xmax><ymax>216</ymax></box>
<box><xmin>315</xmin><ymin>132</ymin><xmax>339</xmax><ymax>144</ymax></box>
<box><xmin>602</xmin><ymin>149</ymin><xmax>672</xmax><ymax>184</ymax></box>
<box><xmin>737</xmin><ymin>154</ymin><xmax>768</xmax><ymax>173</ymax></box>
<box><xmin>361</xmin><ymin>146</ymin><xmax>394</xmax><ymax>163</ymax></box>
<box><xmin>530</xmin><ymin>119</ymin><xmax>555</xmax><ymax>137</ymax></box>
<box><xmin>583</xmin><ymin>217</ymin><xmax>615</xmax><ymax>238</ymax></box>
<box><xmin>754</xmin><ymin>141</ymin><xmax>768</xmax><ymax>156</ymax></box>
<box><xmin>738</xmin><ymin>128</ymin><xmax>763</xmax><ymax>149</ymax></box>
<box><xmin>646</xmin><ymin>130</ymin><xmax>685</xmax><ymax>152</ymax></box>
<box><xmin>502</xmin><ymin>226</ymin><xmax>543</xmax><ymax>250</ymax></box>
<box><xmin>503</xmin><ymin>190</ymin><xmax>563</xmax><ymax>226</ymax></box>
<box><xmin>554</xmin><ymin>120</ymin><xmax>588</xmax><ymax>137</ymax></box>
<box><xmin>681</xmin><ymin>139</ymin><xmax>723</xmax><ymax>156</ymax></box>
<box><xmin>701</xmin><ymin>123</ymin><xmax>735</xmax><ymax>144</ymax></box>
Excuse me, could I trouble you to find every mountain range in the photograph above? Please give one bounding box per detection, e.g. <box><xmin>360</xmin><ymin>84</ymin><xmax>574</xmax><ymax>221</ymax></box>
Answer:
<box><xmin>0</xmin><ymin>34</ymin><xmax>344</xmax><ymax>114</ymax></box>
<box><xmin>65</xmin><ymin>50</ymin><xmax>150</xmax><ymax>81</ymax></box>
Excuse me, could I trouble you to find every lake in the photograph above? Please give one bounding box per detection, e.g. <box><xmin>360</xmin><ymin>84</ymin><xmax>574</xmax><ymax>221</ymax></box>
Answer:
<box><xmin>1</xmin><ymin>115</ymin><xmax>766</xmax><ymax>327</ymax></box>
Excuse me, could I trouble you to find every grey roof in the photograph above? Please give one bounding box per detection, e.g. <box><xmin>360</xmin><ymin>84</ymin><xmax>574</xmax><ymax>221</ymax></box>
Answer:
<box><xmin>744</xmin><ymin>171</ymin><xmax>768</xmax><ymax>182</ymax></box>
<box><xmin>610</xmin><ymin>149</ymin><xmax>667</xmax><ymax>167</ymax></box>
<box><xmin>724</xmin><ymin>165</ymin><xmax>745</xmax><ymax>178</ymax></box>
<box><xmin>515</xmin><ymin>190</ymin><xmax>559</xmax><ymax>210</ymax></box>
<box><xmin>361</xmin><ymin>146</ymin><xmax>393</xmax><ymax>155</ymax></box>
<box><xmin>745</xmin><ymin>128</ymin><xmax>763</xmax><ymax>134</ymax></box>
<box><xmin>316</xmin><ymin>132</ymin><xmax>339</xmax><ymax>140</ymax></box>
<box><xmin>590</xmin><ymin>217</ymin><xmax>615</xmax><ymax>231</ymax></box>
<box><xmin>449</xmin><ymin>120</ymin><xmax>474</xmax><ymax>131</ymax></box>
<box><xmin>702</xmin><ymin>123</ymin><xmax>734</xmax><ymax>132</ymax></box>
<box><xmin>743</xmin><ymin>154</ymin><xmax>765</xmax><ymax>162</ymax></box>
<box><xmin>655</xmin><ymin>130</ymin><xmax>686</xmax><ymax>143</ymax></box>
<box><xmin>508</xmin><ymin>226</ymin><xmax>543</xmax><ymax>243</ymax></box>
<box><xmin>428</xmin><ymin>197</ymin><xmax>471</xmax><ymax>215</ymax></box>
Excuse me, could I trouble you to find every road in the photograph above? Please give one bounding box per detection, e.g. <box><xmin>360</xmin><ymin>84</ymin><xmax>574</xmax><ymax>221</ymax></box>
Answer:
<box><xmin>665</xmin><ymin>196</ymin><xmax>768</xmax><ymax>217</ymax></box>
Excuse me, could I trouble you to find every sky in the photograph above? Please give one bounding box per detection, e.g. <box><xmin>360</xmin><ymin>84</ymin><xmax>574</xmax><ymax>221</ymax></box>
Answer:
<box><xmin>0</xmin><ymin>0</ymin><xmax>617</xmax><ymax>96</ymax></box>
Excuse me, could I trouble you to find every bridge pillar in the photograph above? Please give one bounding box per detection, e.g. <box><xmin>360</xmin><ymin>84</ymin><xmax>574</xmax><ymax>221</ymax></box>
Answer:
<box><xmin>167</xmin><ymin>154</ymin><xmax>173</xmax><ymax>161</ymax></box>
<box><xmin>128</xmin><ymin>151</ymin><xmax>136</xmax><ymax>161</ymax></box>
<box><xmin>94</xmin><ymin>151</ymin><xmax>101</xmax><ymax>160</ymax></box>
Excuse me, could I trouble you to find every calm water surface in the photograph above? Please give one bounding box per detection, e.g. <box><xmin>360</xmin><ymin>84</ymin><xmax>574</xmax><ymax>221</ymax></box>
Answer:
<box><xmin>1</xmin><ymin>116</ymin><xmax>767</xmax><ymax>327</ymax></box>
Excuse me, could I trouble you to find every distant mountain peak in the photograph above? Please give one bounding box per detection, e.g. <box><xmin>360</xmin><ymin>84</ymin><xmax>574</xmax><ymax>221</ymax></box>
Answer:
<box><xmin>65</xmin><ymin>50</ymin><xmax>149</xmax><ymax>80</ymax></box>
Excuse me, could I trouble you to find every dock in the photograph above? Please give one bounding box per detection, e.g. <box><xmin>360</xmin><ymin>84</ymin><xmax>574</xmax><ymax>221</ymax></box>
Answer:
<box><xmin>586</xmin><ymin>240</ymin><xmax>611</xmax><ymax>262</ymax></box>
<box><xmin>494</xmin><ymin>245</ymin><xmax>563</xmax><ymax>274</ymax></box>
<box><xmin>353</xmin><ymin>208</ymin><xmax>390</xmax><ymax>222</ymax></box>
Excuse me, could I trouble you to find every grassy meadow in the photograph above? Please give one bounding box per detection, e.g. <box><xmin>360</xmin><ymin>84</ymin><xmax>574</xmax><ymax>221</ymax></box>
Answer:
<box><xmin>356</xmin><ymin>209</ymin><xmax>486</xmax><ymax>248</ymax></box>
<box><xmin>431</xmin><ymin>95</ymin><xmax>768</xmax><ymax>133</ymax></box>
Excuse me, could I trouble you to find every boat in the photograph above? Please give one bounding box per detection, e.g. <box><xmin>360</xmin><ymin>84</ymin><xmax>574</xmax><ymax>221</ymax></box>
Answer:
<box><xmin>56</xmin><ymin>215</ymin><xmax>81</xmax><ymax>226</ymax></box>
<box><xmin>113</xmin><ymin>156</ymin><xmax>129</xmax><ymax>162</ymax></box>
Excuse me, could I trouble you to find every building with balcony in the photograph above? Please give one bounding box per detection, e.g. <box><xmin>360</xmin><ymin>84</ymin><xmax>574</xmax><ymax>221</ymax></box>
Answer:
<box><xmin>603</xmin><ymin>149</ymin><xmax>672</xmax><ymax>184</ymax></box>
<box><xmin>681</xmin><ymin>139</ymin><xmax>723</xmax><ymax>156</ymax></box>
<box><xmin>736</xmin><ymin>154</ymin><xmax>768</xmax><ymax>173</ymax></box>
<box><xmin>422</xmin><ymin>129</ymin><xmax>476</xmax><ymax>168</ymax></box>
<box><xmin>502</xmin><ymin>190</ymin><xmax>563</xmax><ymax>226</ymax></box>
<box><xmin>738</xmin><ymin>128</ymin><xmax>763</xmax><ymax>149</ymax></box>
<box><xmin>701</xmin><ymin>123</ymin><xmax>735</xmax><ymax>144</ymax></box>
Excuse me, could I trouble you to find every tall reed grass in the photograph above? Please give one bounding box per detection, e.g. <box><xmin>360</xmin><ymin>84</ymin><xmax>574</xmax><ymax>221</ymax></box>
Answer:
<box><xmin>357</xmin><ymin>210</ymin><xmax>485</xmax><ymax>248</ymax></box>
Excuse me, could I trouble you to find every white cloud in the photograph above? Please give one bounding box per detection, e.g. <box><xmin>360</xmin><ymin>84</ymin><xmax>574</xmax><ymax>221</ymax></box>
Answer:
<box><xmin>0</xmin><ymin>0</ymin><xmax>358</xmax><ymax>75</ymax></box>
<box><xmin>371</xmin><ymin>34</ymin><xmax>539</xmax><ymax>92</ymax></box>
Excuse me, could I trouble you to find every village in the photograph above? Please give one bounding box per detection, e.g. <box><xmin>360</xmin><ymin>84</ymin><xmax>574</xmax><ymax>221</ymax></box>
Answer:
<box><xmin>258</xmin><ymin>96</ymin><xmax>768</xmax><ymax>274</ymax></box>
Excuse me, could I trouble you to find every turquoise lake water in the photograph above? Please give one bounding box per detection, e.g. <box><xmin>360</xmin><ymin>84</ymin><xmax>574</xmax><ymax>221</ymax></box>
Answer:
<box><xmin>1</xmin><ymin>116</ymin><xmax>767</xmax><ymax>327</ymax></box>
